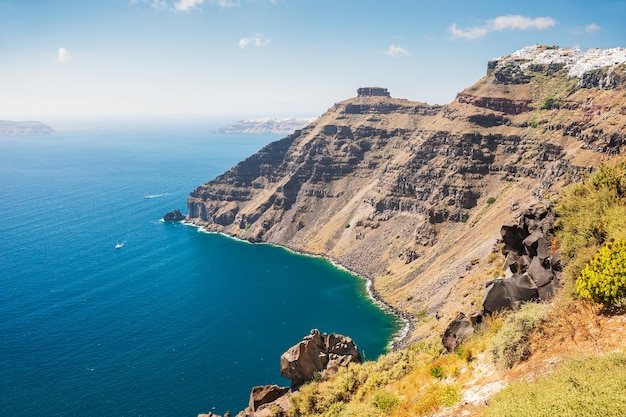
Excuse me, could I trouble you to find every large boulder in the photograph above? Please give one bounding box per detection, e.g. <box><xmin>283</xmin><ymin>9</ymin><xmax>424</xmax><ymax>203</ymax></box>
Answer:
<box><xmin>280</xmin><ymin>329</ymin><xmax>361</xmax><ymax>387</ymax></box>
<box><xmin>483</xmin><ymin>203</ymin><xmax>562</xmax><ymax>314</ymax></box>
<box><xmin>163</xmin><ymin>208</ymin><xmax>185</xmax><ymax>222</ymax></box>
<box><xmin>248</xmin><ymin>385</ymin><xmax>290</xmax><ymax>413</ymax></box>
<box><xmin>442</xmin><ymin>312</ymin><xmax>475</xmax><ymax>353</ymax></box>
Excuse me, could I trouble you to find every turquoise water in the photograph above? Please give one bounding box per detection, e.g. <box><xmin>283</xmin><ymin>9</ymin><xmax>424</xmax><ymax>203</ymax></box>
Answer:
<box><xmin>0</xmin><ymin>125</ymin><xmax>401</xmax><ymax>416</ymax></box>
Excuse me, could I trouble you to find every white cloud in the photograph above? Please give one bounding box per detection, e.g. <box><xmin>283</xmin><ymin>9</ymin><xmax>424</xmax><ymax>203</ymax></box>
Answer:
<box><xmin>384</xmin><ymin>44</ymin><xmax>410</xmax><ymax>58</ymax></box>
<box><xmin>488</xmin><ymin>15</ymin><xmax>556</xmax><ymax>31</ymax></box>
<box><xmin>239</xmin><ymin>33</ymin><xmax>270</xmax><ymax>48</ymax></box>
<box><xmin>132</xmin><ymin>0</ymin><xmax>244</xmax><ymax>12</ymax></box>
<box><xmin>129</xmin><ymin>0</ymin><xmax>169</xmax><ymax>10</ymax></box>
<box><xmin>450</xmin><ymin>15</ymin><xmax>556</xmax><ymax>40</ymax></box>
<box><xmin>449</xmin><ymin>23</ymin><xmax>488</xmax><ymax>40</ymax></box>
<box><xmin>570</xmin><ymin>22</ymin><xmax>601</xmax><ymax>35</ymax></box>
<box><xmin>216</xmin><ymin>0</ymin><xmax>239</xmax><ymax>6</ymax></box>
<box><xmin>150</xmin><ymin>0</ymin><xmax>169</xmax><ymax>11</ymax></box>
<box><xmin>174</xmin><ymin>0</ymin><xmax>204</xmax><ymax>11</ymax></box>
<box><xmin>57</xmin><ymin>47</ymin><xmax>70</xmax><ymax>63</ymax></box>
<box><xmin>585</xmin><ymin>23</ymin><xmax>600</xmax><ymax>34</ymax></box>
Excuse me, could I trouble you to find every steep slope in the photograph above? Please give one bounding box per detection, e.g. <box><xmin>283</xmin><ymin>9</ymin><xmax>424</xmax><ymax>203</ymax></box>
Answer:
<box><xmin>187</xmin><ymin>46</ymin><xmax>626</xmax><ymax>343</ymax></box>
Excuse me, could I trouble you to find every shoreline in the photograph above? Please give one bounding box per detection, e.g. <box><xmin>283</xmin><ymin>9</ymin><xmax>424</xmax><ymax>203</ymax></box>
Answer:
<box><xmin>181</xmin><ymin>219</ymin><xmax>415</xmax><ymax>352</ymax></box>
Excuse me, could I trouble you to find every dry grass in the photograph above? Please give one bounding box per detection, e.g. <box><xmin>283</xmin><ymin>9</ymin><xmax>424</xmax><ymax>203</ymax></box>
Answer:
<box><xmin>484</xmin><ymin>352</ymin><xmax>626</xmax><ymax>417</ymax></box>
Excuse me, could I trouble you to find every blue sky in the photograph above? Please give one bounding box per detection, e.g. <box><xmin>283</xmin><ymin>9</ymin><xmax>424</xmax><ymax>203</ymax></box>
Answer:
<box><xmin>1</xmin><ymin>0</ymin><xmax>624</xmax><ymax>121</ymax></box>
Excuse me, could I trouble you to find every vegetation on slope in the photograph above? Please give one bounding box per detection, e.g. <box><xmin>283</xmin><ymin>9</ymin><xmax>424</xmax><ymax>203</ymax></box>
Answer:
<box><xmin>283</xmin><ymin>160</ymin><xmax>626</xmax><ymax>417</ymax></box>
<box><xmin>484</xmin><ymin>353</ymin><xmax>626</xmax><ymax>417</ymax></box>
<box><xmin>555</xmin><ymin>160</ymin><xmax>626</xmax><ymax>304</ymax></box>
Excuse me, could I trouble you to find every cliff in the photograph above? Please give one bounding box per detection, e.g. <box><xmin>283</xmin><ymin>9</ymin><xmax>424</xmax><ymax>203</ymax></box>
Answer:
<box><xmin>0</xmin><ymin>120</ymin><xmax>55</xmax><ymax>136</ymax></box>
<box><xmin>186</xmin><ymin>45</ymin><xmax>626</xmax><ymax>343</ymax></box>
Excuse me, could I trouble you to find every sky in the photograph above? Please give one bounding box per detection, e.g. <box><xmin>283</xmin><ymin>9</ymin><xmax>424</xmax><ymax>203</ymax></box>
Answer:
<box><xmin>0</xmin><ymin>0</ymin><xmax>624</xmax><ymax>122</ymax></box>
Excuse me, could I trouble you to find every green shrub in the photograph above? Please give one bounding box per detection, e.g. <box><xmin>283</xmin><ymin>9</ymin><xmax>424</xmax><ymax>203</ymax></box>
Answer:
<box><xmin>577</xmin><ymin>238</ymin><xmax>626</xmax><ymax>307</ymax></box>
<box><xmin>590</xmin><ymin>161</ymin><xmax>626</xmax><ymax>196</ymax></box>
<box><xmin>334</xmin><ymin>402</ymin><xmax>378</xmax><ymax>417</ymax></box>
<box><xmin>484</xmin><ymin>353</ymin><xmax>626</xmax><ymax>417</ymax></box>
<box><xmin>371</xmin><ymin>390</ymin><xmax>399</xmax><ymax>414</ymax></box>
<box><xmin>540</xmin><ymin>96</ymin><xmax>559</xmax><ymax>110</ymax></box>
<box><xmin>555</xmin><ymin>160</ymin><xmax>626</xmax><ymax>289</ymax></box>
<box><xmin>489</xmin><ymin>303</ymin><xmax>548</xmax><ymax>368</ymax></box>
<box><xmin>486</xmin><ymin>196</ymin><xmax>496</xmax><ymax>205</ymax></box>
<box><xmin>429</xmin><ymin>366</ymin><xmax>444</xmax><ymax>379</ymax></box>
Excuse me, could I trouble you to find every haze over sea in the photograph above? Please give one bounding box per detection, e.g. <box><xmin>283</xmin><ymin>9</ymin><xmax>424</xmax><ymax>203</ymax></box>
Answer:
<box><xmin>0</xmin><ymin>123</ymin><xmax>401</xmax><ymax>417</ymax></box>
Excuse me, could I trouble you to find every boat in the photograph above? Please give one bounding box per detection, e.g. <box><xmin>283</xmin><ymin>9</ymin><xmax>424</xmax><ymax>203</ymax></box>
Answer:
<box><xmin>144</xmin><ymin>193</ymin><xmax>165</xmax><ymax>199</ymax></box>
<box><xmin>115</xmin><ymin>242</ymin><xmax>124</xmax><ymax>249</ymax></box>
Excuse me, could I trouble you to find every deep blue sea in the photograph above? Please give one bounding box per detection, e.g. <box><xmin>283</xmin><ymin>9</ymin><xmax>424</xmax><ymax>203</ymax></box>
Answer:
<box><xmin>0</xmin><ymin>123</ymin><xmax>401</xmax><ymax>417</ymax></box>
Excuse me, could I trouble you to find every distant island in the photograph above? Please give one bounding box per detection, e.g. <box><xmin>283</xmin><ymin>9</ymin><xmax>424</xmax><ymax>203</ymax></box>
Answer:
<box><xmin>0</xmin><ymin>120</ymin><xmax>55</xmax><ymax>136</ymax></box>
<box><xmin>216</xmin><ymin>117</ymin><xmax>315</xmax><ymax>134</ymax></box>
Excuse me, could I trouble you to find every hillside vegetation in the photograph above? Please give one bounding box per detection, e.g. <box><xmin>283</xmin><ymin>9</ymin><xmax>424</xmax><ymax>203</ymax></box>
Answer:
<box><xmin>282</xmin><ymin>160</ymin><xmax>626</xmax><ymax>417</ymax></box>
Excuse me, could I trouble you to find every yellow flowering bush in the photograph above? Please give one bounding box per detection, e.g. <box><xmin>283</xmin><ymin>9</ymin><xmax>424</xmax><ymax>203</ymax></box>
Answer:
<box><xmin>576</xmin><ymin>239</ymin><xmax>626</xmax><ymax>306</ymax></box>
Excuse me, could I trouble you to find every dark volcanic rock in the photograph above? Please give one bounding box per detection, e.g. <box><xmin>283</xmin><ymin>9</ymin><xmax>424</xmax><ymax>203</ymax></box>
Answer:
<box><xmin>163</xmin><ymin>209</ymin><xmax>185</xmax><ymax>222</ymax></box>
<box><xmin>357</xmin><ymin>86</ymin><xmax>391</xmax><ymax>97</ymax></box>
<box><xmin>483</xmin><ymin>203</ymin><xmax>562</xmax><ymax>314</ymax></box>
<box><xmin>280</xmin><ymin>329</ymin><xmax>361</xmax><ymax>387</ymax></box>
<box><xmin>492</xmin><ymin>62</ymin><xmax>532</xmax><ymax>84</ymax></box>
<box><xmin>578</xmin><ymin>67</ymin><xmax>626</xmax><ymax>89</ymax></box>
<box><xmin>442</xmin><ymin>312</ymin><xmax>474</xmax><ymax>353</ymax></box>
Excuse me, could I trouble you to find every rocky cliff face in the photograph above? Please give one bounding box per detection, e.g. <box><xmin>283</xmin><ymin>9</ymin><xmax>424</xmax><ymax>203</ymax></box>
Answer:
<box><xmin>187</xmin><ymin>45</ymin><xmax>626</xmax><ymax>343</ymax></box>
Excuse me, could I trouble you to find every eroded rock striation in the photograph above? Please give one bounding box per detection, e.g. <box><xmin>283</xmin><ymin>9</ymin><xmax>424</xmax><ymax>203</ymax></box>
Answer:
<box><xmin>186</xmin><ymin>46</ymin><xmax>626</xmax><ymax>344</ymax></box>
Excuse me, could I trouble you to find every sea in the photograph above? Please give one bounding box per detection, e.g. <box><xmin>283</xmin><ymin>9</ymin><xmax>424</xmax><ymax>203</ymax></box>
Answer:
<box><xmin>0</xmin><ymin>122</ymin><xmax>402</xmax><ymax>417</ymax></box>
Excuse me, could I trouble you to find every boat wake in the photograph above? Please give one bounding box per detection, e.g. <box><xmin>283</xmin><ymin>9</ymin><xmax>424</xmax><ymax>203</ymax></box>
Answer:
<box><xmin>144</xmin><ymin>193</ymin><xmax>167</xmax><ymax>199</ymax></box>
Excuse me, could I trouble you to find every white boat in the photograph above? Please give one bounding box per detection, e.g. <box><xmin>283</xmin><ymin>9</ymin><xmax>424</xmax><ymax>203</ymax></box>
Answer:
<box><xmin>115</xmin><ymin>242</ymin><xmax>124</xmax><ymax>249</ymax></box>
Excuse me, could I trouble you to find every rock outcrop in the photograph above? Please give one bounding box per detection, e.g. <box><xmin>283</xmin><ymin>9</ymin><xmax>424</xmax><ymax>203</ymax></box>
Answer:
<box><xmin>186</xmin><ymin>45</ymin><xmax>626</xmax><ymax>344</ymax></box>
<box><xmin>483</xmin><ymin>203</ymin><xmax>561</xmax><ymax>314</ymax></box>
<box><xmin>163</xmin><ymin>209</ymin><xmax>185</xmax><ymax>222</ymax></box>
<box><xmin>280</xmin><ymin>329</ymin><xmax>362</xmax><ymax>387</ymax></box>
<box><xmin>357</xmin><ymin>86</ymin><xmax>391</xmax><ymax>97</ymax></box>
<box><xmin>442</xmin><ymin>312</ymin><xmax>475</xmax><ymax>353</ymax></box>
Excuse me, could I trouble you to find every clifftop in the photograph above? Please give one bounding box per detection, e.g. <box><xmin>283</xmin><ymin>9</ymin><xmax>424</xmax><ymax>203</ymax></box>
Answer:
<box><xmin>491</xmin><ymin>45</ymin><xmax>626</xmax><ymax>78</ymax></box>
<box><xmin>487</xmin><ymin>45</ymin><xmax>626</xmax><ymax>88</ymax></box>
<box><xmin>186</xmin><ymin>46</ymin><xmax>626</xmax><ymax>345</ymax></box>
